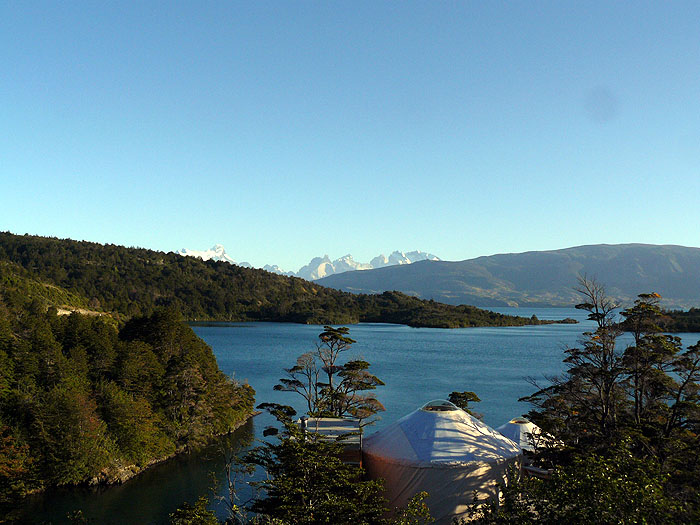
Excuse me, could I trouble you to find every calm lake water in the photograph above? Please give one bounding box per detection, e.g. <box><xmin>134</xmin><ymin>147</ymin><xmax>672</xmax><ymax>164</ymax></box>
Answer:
<box><xmin>16</xmin><ymin>308</ymin><xmax>700</xmax><ymax>523</ymax></box>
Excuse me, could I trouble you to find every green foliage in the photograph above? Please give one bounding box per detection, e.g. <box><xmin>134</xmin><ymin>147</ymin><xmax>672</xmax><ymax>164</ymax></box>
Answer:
<box><xmin>468</xmin><ymin>443</ymin><xmax>680</xmax><ymax>524</ymax></box>
<box><xmin>33</xmin><ymin>381</ymin><xmax>113</xmax><ymax>485</ymax></box>
<box><xmin>242</xmin><ymin>404</ymin><xmax>434</xmax><ymax>525</ymax></box>
<box><xmin>0</xmin><ymin>425</ymin><xmax>33</xmax><ymax>505</ymax></box>
<box><xmin>0</xmin><ymin>260</ymin><xmax>89</xmax><ymax>312</ymax></box>
<box><xmin>248</xmin><ymin>417</ymin><xmax>386</xmax><ymax>524</ymax></box>
<box><xmin>0</xmin><ymin>283</ymin><xmax>255</xmax><ymax>503</ymax></box>
<box><xmin>661</xmin><ymin>307</ymin><xmax>700</xmax><ymax>332</ymax></box>
<box><xmin>243</xmin><ymin>347</ymin><xmax>432</xmax><ymax>525</ymax></box>
<box><xmin>274</xmin><ymin>327</ymin><xmax>384</xmax><ymax>421</ymax></box>
<box><xmin>390</xmin><ymin>491</ymin><xmax>434</xmax><ymax>525</ymax></box>
<box><xmin>448</xmin><ymin>391</ymin><xmax>481</xmax><ymax>416</ymax></box>
<box><xmin>98</xmin><ymin>381</ymin><xmax>174</xmax><ymax>466</ymax></box>
<box><xmin>0</xmin><ymin>232</ymin><xmax>556</xmax><ymax>328</ymax></box>
<box><xmin>169</xmin><ymin>496</ymin><xmax>219</xmax><ymax>525</ymax></box>
<box><xmin>246</xmin><ymin>406</ymin><xmax>382</xmax><ymax>525</ymax></box>
<box><xmin>517</xmin><ymin>279</ymin><xmax>700</xmax><ymax>521</ymax></box>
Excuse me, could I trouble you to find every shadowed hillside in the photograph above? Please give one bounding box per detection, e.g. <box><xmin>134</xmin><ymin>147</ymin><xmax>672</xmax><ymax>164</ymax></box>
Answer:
<box><xmin>317</xmin><ymin>244</ymin><xmax>700</xmax><ymax>309</ymax></box>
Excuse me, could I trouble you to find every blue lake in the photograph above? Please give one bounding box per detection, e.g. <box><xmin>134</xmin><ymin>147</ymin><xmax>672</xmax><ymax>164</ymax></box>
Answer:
<box><xmin>202</xmin><ymin>308</ymin><xmax>594</xmax><ymax>434</ymax></box>
<box><xmin>17</xmin><ymin>308</ymin><xmax>700</xmax><ymax>523</ymax></box>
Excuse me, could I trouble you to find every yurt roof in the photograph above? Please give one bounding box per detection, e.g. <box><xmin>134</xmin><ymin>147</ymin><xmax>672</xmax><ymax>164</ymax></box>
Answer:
<box><xmin>496</xmin><ymin>418</ymin><xmax>541</xmax><ymax>451</ymax></box>
<box><xmin>363</xmin><ymin>400</ymin><xmax>521</xmax><ymax>468</ymax></box>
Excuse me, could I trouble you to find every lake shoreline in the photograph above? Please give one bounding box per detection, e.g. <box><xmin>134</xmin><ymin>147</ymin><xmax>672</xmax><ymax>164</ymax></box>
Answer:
<box><xmin>20</xmin><ymin>315</ymin><xmax>700</xmax><ymax>524</ymax></box>
<box><xmin>21</xmin><ymin>411</ymin><xmax>258</xmax><ymax>499</ymax></box>
<box><xmin>189</xmin><ymin>315</ymin><xmax>580</xmax><ymax>329</ymax></box>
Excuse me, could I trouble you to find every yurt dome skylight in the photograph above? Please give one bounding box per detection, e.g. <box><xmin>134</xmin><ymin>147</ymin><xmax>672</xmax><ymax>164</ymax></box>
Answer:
<box><xmin>421</xmin><ymin>399</ymin><xmax>459</xmax><ymax>412</ymax></box>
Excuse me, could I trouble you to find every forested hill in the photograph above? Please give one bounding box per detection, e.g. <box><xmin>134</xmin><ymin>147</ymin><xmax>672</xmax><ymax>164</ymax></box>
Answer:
<box><xmin>0</xmin><ymin>232</ymin><xmax>555</xmax><ymax>328</ymax></box>
<box><xmin>0</xmin><ymin>273</ymin><xmax>255</xmax><ymax>509</ymax></box>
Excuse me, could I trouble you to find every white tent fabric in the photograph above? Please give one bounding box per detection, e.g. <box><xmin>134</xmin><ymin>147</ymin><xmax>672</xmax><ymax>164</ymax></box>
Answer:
<box><xmin>363</xmin><ymin>401</ymin><xmax>521</xmax><ymax>524</ymax></box>
<box><xmin>496</xmin><ymin>418</ymin><xmax>542</xmax><ymax>452</ymax></box>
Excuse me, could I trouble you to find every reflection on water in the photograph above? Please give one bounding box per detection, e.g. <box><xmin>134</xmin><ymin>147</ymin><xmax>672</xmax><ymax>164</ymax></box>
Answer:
<box><xmin>16</xmin><ymin>421</ymin><xmax>255</xmax><ymax>524</ymax></box>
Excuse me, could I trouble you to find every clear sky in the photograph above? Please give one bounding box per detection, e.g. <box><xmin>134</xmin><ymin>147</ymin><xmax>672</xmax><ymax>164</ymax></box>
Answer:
<box><xmin>2</xmin><ymin>2</ymin><xmax>699</xmax><ymax>271</ymax></box>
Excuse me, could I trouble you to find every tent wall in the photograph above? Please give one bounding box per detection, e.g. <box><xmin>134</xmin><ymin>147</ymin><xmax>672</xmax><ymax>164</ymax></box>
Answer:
<box><xmin>364</xmin><ymin>452</ymin><xmax>519</xmax><ymax>524</ymax></box>
<box><xmin>362</xmin><ymin>404</ymin><xmax>521</xmax><ymax>524</ymax></box>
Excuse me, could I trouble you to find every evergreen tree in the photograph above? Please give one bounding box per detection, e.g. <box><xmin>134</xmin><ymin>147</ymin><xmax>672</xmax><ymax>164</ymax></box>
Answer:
<box><xmin>0</xmin><ymin>292</ymin><xmax>255</xmax><ymax>502</ymax></box>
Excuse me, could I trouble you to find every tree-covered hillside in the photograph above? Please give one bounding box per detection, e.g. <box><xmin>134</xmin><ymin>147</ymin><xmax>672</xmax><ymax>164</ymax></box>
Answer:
<box><xmin>0</xmin><ymin>280</ymin><xmax>254</xmax><ymax>511</ymax></box>
<box><xmin>0</xmin><ymin>260</ymin><xmax>90</xmax><ymax>313</ymax></box>
<box><xmin>660</xmin><ymin>308</ymin><xmax>700</xmax><ymax>332</ymax></box>
<box><xmin>0</xmin><ymin>232</ymin><xmax>556</xmax><ymax>328</ymax></box>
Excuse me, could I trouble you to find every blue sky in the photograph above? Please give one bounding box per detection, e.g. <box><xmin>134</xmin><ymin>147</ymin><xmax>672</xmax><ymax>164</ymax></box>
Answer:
<box><xmin>2</xmin><ymin>2</ymin><xmax>699</xmax><ymax>271</ymax></box>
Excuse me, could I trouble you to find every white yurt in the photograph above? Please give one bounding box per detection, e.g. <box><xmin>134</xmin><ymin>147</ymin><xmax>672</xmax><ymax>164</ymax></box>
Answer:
<box><xmin>363</xmin><ymin>400</ymin><xmax>521</xmax><ymax>524</ymax></box>
<box><xmin>496</xmin><ymin>418</ymin><xmax>542</xmax><ymax>452</ymax></box>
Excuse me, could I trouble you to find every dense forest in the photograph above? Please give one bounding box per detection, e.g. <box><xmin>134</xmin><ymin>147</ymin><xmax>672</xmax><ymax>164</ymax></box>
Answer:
<box><xmin>0</xmin><ymin>274</ymin><xmax>254</xmax><ymax>515</ymax></box>
<box><xmin>659</xmin><ymin>308</ymin><xmax>700</xmax><ymax>332</ymax></box>
<box><xmin>0</xmin><ymin>232</ymin><xmax>563</xmax><ymax>328</ymax></box>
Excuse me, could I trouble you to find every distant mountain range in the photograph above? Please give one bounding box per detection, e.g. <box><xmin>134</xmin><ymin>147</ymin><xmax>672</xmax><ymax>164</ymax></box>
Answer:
<box><xmin>294</xmin><ymin>251</ymin><xmax>440</xmax><ymax>280</ymax></box>
<box><xmin>316</xmin><ymin>244</ymin><xmax>700</xmax><ymax>309</ymax></box>
<box><xmin>177</xmin><ymin>246</ymin><xmax>440</xmax><ymax>280</ymax></box>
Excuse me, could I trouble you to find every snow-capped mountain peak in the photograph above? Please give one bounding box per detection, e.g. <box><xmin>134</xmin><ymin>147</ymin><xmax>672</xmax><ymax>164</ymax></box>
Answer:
<box><xmin>370</xmin><ymin>250</ymin><xmax>440</xmax><ymax>268</ymax></box>
<box><xmin>263</xmin><ymin>264</ymin><xmax>295</xmax><ymax>277</ymax></box>
<box><xmin>177</xmin><ymin>245</ymin><xmax>240</xmax><ymax>265</ymax></box>
<box><xmin>387</xmin><ymin>250</ymin><xmax>439</xmax><ymax>266</ymax></box>
<box><xmin>177</xmin><ymin>245</ymin><xmax>440</xmax><ymax>280</ymax></box>
<box><xmin>296</xmin><ymin>255</ymin><xmax>335</xmax><ymax>281</ymax></box>
<box><xmin>295</xmin><ymin>250</ymin><xmax>440</xmax><ymax>280</ymax></box>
